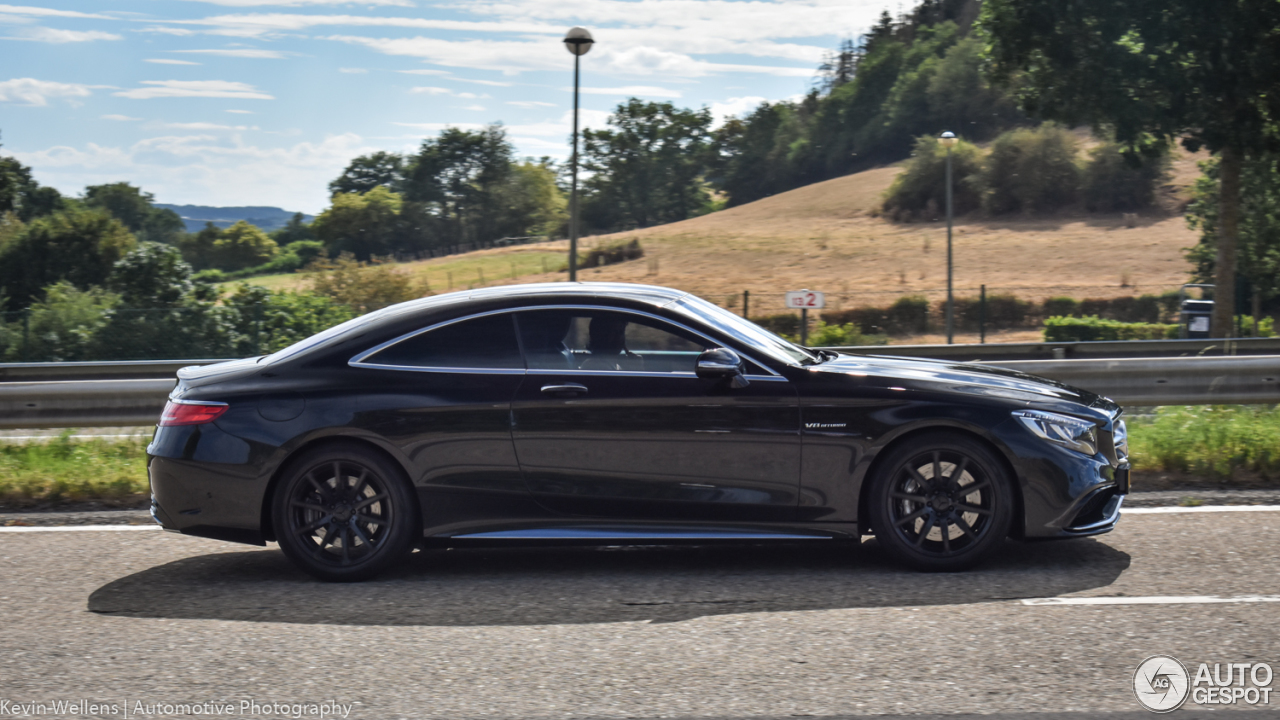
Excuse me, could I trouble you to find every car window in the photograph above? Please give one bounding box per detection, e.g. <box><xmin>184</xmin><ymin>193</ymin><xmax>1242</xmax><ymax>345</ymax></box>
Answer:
<box><xmin>518</xmin><ymin>309</ymin><xmax>712</xmax><ymax>373</ymax></box>
<box><xmin>359</xmin><ymin>313</ymin><xmax>524</xmax><ymax>370</ymax></box>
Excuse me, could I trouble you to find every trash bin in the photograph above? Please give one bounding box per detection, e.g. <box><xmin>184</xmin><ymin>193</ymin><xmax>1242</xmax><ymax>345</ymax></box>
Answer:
<box><xmin>1181</xmin><ymin>298</ymin><xmax>1214</xmax><ymax>338</ymax></box>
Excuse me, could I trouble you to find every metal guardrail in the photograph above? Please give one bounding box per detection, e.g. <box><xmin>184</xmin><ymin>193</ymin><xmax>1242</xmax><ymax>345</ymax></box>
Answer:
<box><xmin>1</xmin><ymin>349</ymin><xmax>1279</xmax><ymax>429</ymax></box>
<box><xmin>832</xmin><ymin>336</ymin><xmax>1280</xmax><ymax>362</ymax></box>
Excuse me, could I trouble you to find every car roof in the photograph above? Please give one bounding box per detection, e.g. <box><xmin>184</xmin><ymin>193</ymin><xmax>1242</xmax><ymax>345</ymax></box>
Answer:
<box><xmin>266</xmin><ymin>282</ymin><xmax>695</xmax><ymax>366</ymax></box>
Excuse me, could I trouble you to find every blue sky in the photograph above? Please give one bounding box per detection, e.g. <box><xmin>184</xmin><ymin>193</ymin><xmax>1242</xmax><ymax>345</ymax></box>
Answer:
<box><xmin>1</xmin><ymin>0</ymin><xmax>886</xmax><ymax>213</ymax></box>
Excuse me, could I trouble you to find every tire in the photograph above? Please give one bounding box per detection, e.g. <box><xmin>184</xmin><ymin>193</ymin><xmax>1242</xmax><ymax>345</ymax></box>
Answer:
<box><xmin>272</xmin><ymin>444</ymin><xmax>418</xmax><ymax>582</ymax></box>
<box><xmin>867</xmin><ymin>432</ymin><xmax>1014</xmax><ymax>571</ymax></box>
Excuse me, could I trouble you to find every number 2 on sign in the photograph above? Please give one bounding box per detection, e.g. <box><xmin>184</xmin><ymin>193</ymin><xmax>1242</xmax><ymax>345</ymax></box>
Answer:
<box><xmin>784</xmin><ymin>290</ymin><xmax>825</xmax><ymax>309</ymax></box>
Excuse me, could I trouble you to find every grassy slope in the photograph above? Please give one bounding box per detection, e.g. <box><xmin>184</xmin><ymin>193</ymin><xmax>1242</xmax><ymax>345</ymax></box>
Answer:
<box><xmin>228</xmin><ymin>146</ymin><xmax>1205</xmax><ymax>320</ymax></box>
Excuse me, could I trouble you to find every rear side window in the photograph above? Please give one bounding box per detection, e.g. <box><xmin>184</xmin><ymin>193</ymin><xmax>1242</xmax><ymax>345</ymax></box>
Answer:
<box><xmin>360</xmin><ymin>313</ymin><xmax>524</xmax><ymax>370</ymax></box>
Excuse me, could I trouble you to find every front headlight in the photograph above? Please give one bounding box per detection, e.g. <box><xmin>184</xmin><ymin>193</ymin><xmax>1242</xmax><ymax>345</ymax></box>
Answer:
<box><xmin>1013</xmin><ymin>410</ymin><xmax>1098</xmax><ymax>456</ymax></box>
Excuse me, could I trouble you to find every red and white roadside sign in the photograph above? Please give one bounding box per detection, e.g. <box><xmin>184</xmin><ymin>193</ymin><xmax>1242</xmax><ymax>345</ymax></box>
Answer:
<box><xmin>784</xmin><ymin>290</ymin><xmax>825</xmax><ymax>309</ymax></box>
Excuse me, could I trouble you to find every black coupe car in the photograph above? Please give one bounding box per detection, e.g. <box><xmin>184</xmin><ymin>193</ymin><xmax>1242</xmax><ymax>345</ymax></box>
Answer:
<box><xmin>148</xmin><ymin>283</ymin><xmax>1129</xmax><ymax>581</ymax></box>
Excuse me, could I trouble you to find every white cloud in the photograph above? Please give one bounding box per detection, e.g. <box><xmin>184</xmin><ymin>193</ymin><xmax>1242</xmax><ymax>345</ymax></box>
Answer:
<box><xmin>138</xmin><ymin>27</ymin><xmax>197</xmax><ymax>36</ymax></box>
<box><xmin>327</xmin><ymin>34</ymin><xmax>812</xmax><ymax>78</ymax></box>
<box><xmin>171</xmin><ymin>48</ymin><xmax>287</xmax><ymax>59</ymax></box>
<box><xmin>708</xmin><ymin>95</ymin><xmax>768</xmax><ymax>126</ymax></box>
<box><xmin>0</xmin><ymin>77</ymin><xmax>95</xmax><ymax>106</ymax></box>
<box><xmin>507</xmin><ymin>100</ymin><xmax>556</xmax><ymax>108</ymax></box>
<box><xmin>12</xmin><ymin>132</ymin><xmax>383</xmax><ymax>213</ymax></box>
<box><xmin>15</xmin><ymin>27</ymin><xmax>122</xmax><ymax>43</ymax></box>
<box><xmin>161</xmin><ymin>122</ymin><xmax>257</xmax><ymax>130</ymax></box>
<box><xmin>0</xmin><ymin>4</ymin><xmax>113</xmax><ymax>19</ymax></box>
<box><xmin>101</xmin><ymin>114</ymin><xmax>142</xmax><ymax>121</ymax></box>
<box><xmin>397</xmin><ymin>69</ymin><xmax>451</xmax><ymax>76</ymax></box>
<box><xmin>161</xmin><ymin>12</ymin><xmax>560</xmax><ymax>38</ymax></box>
<box><xmin>115</xmin><ymin>80</ymin><xmax>274</xmax><ymax>100</ymax></box>
<box><xmin>179</xmin><ymin>0</ymin><xmax>413</xmax><ymax>6</ymax></box>
<box><xmin>573</xmin><ymin>85</ymin><xmax>682</xmax><ymax>98</ymax></box>
<box><xmin>226</xmin><ymin>109</ymin><xmax>255</xmax><ymax>114</ymax></box>
<box><xmin>391</xmin><ymin>122</ymin><xmax>486</xmax><ymax>132</ymax></box>
<box><xmin>146</xmin><ymin>58</ymin><xmax>202</xmax><ymax>65</ymax></box>
<box><xmin>459</xmin><ymin>78</ymin><xmax>513</xmax><ymax>87</ymax></box>
<box><xmin>408</xmin><ymin>86</ymin><xmax>483</xmax><ymax>99</ymax></box>
<box><xmin>338</xmin><ymin>67</ymin><xmax>367</xmax><ymax>73</ymax></box>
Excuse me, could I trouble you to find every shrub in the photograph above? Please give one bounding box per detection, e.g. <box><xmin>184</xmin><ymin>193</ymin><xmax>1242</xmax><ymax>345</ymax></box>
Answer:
<box><xmin>13</xmin><ymin>282</ymin><xmax>120</xmax><ymax>362</ymax></box>
<box><xmin>212</xmin><ymin>221</ymin><xmax>279</xmax><ymax>271</ymax></box>
<box><xmin>578</xmin><ymin>239</ymin><xmax>644</xmax><ymax>269</ymax></box>
<box><xmin>1081</xmin><ymin>142</ymin><xmax>1171</xmax><ymax>212</ymax></box>
<box><xmin>881</xmin><ymin>135</ymin><xmax>984</xmax><ymax>222</ymax></box>
<box><xmin>980</xmin><ymin>123</ymin><xmax>1081</xmax><ymax>215</ymax></box>
<box><xmin>825</xmin><ymin>295</ymin><xmax>930</xmax><ymax>336</ymax></box>
<box><xmin>790</xmin><ymin>320</ymin><xmax>888</xmax><ymax>347</ymax></box>
<box><xmin>304</xmin><ymin>252</ymin><xmax>428</xmax><ymax>314</ymax></box>
<box><xmin>1042</xmin><ymin>297</ymin><xmax>1080</xmax><ymax>318</ymax></box>
<box><xmin>948</xmin><ymin>293</ymin><xmax>1032</xmax><ymax>331</ymax></box>
<box><xmin>750</xmin><ymin>313</ymin><xmax>801</xmax><ymax>337</ymax></box>
<box><xmin>222</xmin><ymin>284</ymin><xmax>358</xmax><ymax>355</ymax></box>
<box><xmin>1043</xmin><ymin>316</ymin><xmax>1178</xmax><ymax>342</ymax></box>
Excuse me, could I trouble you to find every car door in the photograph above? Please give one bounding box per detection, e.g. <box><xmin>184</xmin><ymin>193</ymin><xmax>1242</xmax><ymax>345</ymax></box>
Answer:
<box><xmin>349</xmin><ymin>311</ymin><xmax>530</xmax><ymax>524</ymax></box>
<box><xmin>510</xmin><ymin>307</ymin><xmax>801</xmax><ymax>522</ymax></box>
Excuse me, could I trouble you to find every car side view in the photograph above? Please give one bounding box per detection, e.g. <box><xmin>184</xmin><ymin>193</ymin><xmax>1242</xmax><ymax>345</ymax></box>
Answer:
<box><xmin>147</xmin><ymin>283</ymin><xmax>1129</xmax><ymax>581</ymax></box>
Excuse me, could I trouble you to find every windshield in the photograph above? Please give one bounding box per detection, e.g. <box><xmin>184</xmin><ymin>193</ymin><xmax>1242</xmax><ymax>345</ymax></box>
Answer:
<box><xmin>673</xmin><ymin>296</ymin><xmax>819</xmax><ymax>366</ymax></box>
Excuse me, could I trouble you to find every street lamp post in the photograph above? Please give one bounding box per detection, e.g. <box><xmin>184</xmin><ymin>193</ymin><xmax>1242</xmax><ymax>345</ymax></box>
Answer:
<box><xmin>563</xmin><ymin>27</ymin><xmax>594</xmax><ymax>282</ymax></box>
<box><xmin>939</xmin><ymin>131</ymin><xmax>957</xmax><ymax>344</ymax></box>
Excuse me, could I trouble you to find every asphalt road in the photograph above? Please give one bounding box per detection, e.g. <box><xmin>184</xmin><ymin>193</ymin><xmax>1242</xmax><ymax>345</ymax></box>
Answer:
<box><xmin>1</xmin><ymin>510</ymin><xmax>1278</xmax><ymax>719</ymax></box>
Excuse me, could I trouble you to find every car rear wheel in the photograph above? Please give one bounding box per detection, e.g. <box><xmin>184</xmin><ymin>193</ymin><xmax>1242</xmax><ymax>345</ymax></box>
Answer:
<box><xmin>868</xmin><ymin>433</ymin><xmax>1014</xmax><ymax>571</ymax></box>
<box><xmin>272</xmin><ymin>445</ymin><xmax>418</xmax><ymax>582</ymax></box>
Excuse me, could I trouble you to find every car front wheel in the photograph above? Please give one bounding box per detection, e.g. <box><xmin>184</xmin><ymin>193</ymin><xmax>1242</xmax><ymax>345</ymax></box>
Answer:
<box><xmin>272</xmin><ymin>444</ymin><xmax>418</xmax><ymax>582</ymax></box>
<box><xmin>868</xmin><ymin>433</ymin><xmax>1014</xmax><ymax>571</ymax></box>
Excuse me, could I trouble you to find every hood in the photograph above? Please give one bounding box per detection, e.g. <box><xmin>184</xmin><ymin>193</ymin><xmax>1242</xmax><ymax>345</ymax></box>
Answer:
<box><xmin>812</xmin><ymin>353</ymin><xmax>1117</xmax><ymax>417</ymax></box>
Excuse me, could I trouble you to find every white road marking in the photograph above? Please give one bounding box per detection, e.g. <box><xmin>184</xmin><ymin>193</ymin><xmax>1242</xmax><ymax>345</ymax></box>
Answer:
<box><xmin>1023</xmin><ymin>595</ymin><xmax>1280</xmax><ymax>606</ymax></box>
<box><xmin>1124</xmin><ymin>505</ymin><xmax>1280</xmax><ymax>514</ymax></box>
<box><xmin>0</xmin><ymin>525</ymin><xmax>161</xmax><ymax>533</ymax></box>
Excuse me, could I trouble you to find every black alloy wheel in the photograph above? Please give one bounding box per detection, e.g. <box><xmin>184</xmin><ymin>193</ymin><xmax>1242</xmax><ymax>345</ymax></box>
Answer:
<box><xmin>868</xmin><ymin>433</ymin><xmax>1013</xmax><ymax>571</ymax></box>
<box><xmin>273</xmin><ymin>445</ymin><xmax>417</xmax><ymax>582</ymax></box>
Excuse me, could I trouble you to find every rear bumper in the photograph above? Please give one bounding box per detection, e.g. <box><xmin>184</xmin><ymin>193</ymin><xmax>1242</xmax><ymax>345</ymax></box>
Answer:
<box><xmin>147</xmin><ymin>424</ymin><xmax>270</xmax><ymax>546</ymax></box>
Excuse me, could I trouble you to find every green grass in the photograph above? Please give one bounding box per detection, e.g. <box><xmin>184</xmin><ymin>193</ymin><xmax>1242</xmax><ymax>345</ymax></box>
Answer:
<box><xmin>1127</xmin><ymin>405</ymin><xmax>1280</xmax><ymax>480</ymax></box>
<box><xmin>0</xmin><ymin>432</ymin><xmax>149</xmax><ymax>509</ymax></box>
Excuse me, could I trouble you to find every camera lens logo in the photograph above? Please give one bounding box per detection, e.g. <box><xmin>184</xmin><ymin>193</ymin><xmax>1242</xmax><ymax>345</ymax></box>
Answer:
<box><xmin>1134</xmin><ymin>655</ymin><xmax>1191</xmax><ymax>713</ymax></box>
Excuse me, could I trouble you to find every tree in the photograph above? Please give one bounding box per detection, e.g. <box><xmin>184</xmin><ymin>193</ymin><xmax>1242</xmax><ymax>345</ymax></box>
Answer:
<box><xmin>107</xmin><ymin>242</ymin><xmax>196</xmax><ymax>308</ymax></box>
<box><xmin>329</xmin><ymin>151</ymin><xmax>407</xmax><ymax>196</ymax></box>
<box><xmin>305</xmin><ymin>252</ymin><xmax>425</xmax><ymax>314</ymax></box>
<box><xmin>17</xmin><ymin>281</ymin><xmax>120</xmax><ymax>362</ymax></box>
<box><xmin>83</xmin><ymin>182</ymin><xmax>184</xmax><ymax>244</ymax></box>
<box><xmin>270</xmin><ymin>212</ymin><xmax>315</xmax><ymax>245</ymax></box>
<box><xmin>311</xmin><ymin>187</ymin><xmax>403</xmax><ymax>260</ymax></box>
<box><xmin>581</xmin><ymin>99</ymin><xmax>714</xmax><ymax>231</ymax></box>
<box><xmin>982</xmin><ymin>0</ymin><xmax>1280</xmax><ymax>336</ymax></box>
<box><xmin>222</xmin><ymin>284</ymin><xmax>356</xmax><ymax>355</ymax></box>
<box><xmin>1081</xmin><ymin>142</ymin><xmax>1170</xmax><ymax>212</ymax></box>
<box><xmin>499</xmin><ymin>160</ymin><xmax>566</xmax><ymax>237</ymax></box>
<box><xmin>405</xmin><ymin>125</ymin><xmax>514</xmax><ymax>246</ymax></box>
<box><xmin>177</xmin><ymin>222</ymin><xmax>222</xmax><ymax>270</ymax></box>
<box><xmin>979</xmin><ymin>123</ymin><xmax>1081</xmax><ymax>215</ymax></box>
<box><xmin>0</xmin><ymin>207</ymin><xmax>136</xmax><ymax>309</ymax></box>
<box><xmin>816</xmin><ymin>38</ymin><xmax>861</xmax><ymax>94</ymax></box>
<box><xmin>882</xmin><ymin>134</ymin><xmax>984</xmax><ymax>220</ymax></box>
<box><xmin>1186</xmin><ymin>154</ymin><xmax>1280</xmax><ymax>332</ymax></box>
<box><xmin>212</xmin><ymin>220</ymin><xmax>279</xmax><ymax>270</ymax></box>
<box><xmin>0</xmin><ymin>154</ymin><xmax>64</xmax><ymax>222</ymax></box>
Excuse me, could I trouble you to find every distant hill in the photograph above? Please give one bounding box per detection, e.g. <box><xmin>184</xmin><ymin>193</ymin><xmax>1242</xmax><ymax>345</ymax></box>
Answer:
<box><xmin>155</xmin><ymin>204</ymin><xmax>315</xmax><ymax>233</ymax></box>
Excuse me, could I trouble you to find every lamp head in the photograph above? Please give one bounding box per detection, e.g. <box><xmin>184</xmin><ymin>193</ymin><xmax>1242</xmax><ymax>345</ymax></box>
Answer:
<box><xmin>939</xmin><ymin>131</ymin><xmax>958</xmax><ymax>148</ymax></box>
<box><xmin>564</xmin><ymin>27</ymin><xmax>594</xmax><ymax>56</ymax></box>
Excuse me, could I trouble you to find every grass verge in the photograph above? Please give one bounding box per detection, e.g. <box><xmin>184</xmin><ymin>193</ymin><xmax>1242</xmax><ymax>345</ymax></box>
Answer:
<box><xmin>0</xmin><ymin>432</ymin><xmax>149</xmax><ymax>509</ymax></box>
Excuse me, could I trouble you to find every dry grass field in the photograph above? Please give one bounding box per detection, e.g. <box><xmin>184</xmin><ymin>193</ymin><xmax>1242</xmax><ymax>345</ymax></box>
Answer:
<box><xmin>234</xmin><ymin>144</ymin><xmax>1208</xmax><ymax>321</ymax></box>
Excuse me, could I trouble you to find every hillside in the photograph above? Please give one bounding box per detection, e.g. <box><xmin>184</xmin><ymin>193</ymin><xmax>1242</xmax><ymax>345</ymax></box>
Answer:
<box><xmin>240</xmin><ymin>146</ymin><xmax>1206</xmax><ymax>330</ymax></box>
<box><xmin>157</xmin><ymin>204</ymin><xmax>314</xmax><ymax>233</ymax></box>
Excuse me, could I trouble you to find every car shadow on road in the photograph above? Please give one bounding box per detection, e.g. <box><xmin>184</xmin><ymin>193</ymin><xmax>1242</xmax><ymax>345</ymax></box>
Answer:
<box><xmin>88</xmin><ymin>538</ymin><xmax>1129</xmax><ymax>626</ymax></box>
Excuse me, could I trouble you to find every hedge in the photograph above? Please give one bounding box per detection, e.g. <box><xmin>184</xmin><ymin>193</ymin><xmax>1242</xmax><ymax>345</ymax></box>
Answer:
<box><xmin>1043</xmin><ymin>316</ymin><xmax>1179</xmax><ymax>342</ymax></box>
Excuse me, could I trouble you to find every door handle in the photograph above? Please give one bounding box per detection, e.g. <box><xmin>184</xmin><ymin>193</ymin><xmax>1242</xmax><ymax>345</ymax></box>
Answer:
<box><xmin>541</xmin><ymin>383</ymin><xmax>588</xmax><ymax>396</ymax></box>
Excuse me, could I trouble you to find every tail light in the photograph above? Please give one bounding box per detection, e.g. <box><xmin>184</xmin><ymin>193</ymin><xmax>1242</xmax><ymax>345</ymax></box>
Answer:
<box><xmin>159</xmin><ymin>400</ymin><xmax>228</xmax><ymax>427</ymax></box>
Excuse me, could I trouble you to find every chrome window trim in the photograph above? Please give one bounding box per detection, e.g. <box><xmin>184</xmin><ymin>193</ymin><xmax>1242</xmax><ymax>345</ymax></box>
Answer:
<box><xmin>349</xmin><ymin>303</ymin><xmax>784</xmax><ymax>378</ymax></box>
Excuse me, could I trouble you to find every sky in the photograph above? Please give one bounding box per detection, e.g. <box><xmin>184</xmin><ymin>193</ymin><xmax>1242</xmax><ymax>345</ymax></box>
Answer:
<box><xmin>1</xmin><ymin>0</ymin><xmax>888</xmax><ymax>214</ymax></box>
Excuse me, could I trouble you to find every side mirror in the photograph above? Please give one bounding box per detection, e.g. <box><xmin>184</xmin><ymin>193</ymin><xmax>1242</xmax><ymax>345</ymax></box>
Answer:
<box><xmin>696</xmin><ymin>348</ymin><xmax>749</xmax><ymax>388</ymax></box>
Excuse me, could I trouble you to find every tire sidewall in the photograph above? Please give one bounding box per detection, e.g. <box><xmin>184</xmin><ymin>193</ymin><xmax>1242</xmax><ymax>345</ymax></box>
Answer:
<box><xmin>272</xmin><ymin>444</ymin><xmax>418</xmax><ymax>582</ymax></box>
<box><xmin>868</xmin><ymin>433</ymin><xmax>1014</xmax><ymax>572</ymax></box>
